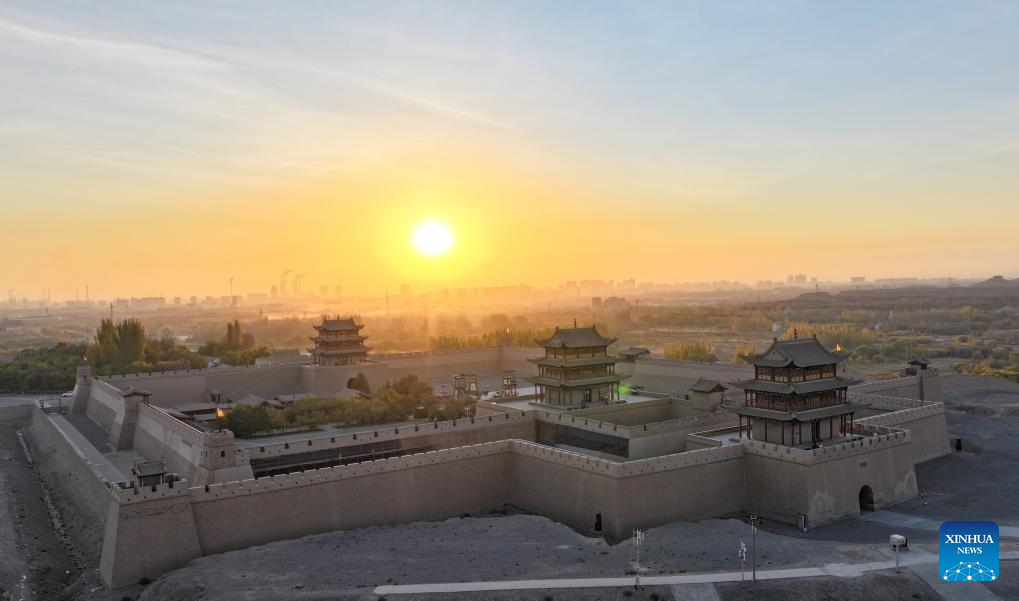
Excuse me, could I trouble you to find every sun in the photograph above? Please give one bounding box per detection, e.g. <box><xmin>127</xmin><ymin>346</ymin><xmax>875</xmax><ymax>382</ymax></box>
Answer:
<box><xmin>411</xmin><ymin>221</ymin><xmax>454</xmax><ymax>257</ymax></box>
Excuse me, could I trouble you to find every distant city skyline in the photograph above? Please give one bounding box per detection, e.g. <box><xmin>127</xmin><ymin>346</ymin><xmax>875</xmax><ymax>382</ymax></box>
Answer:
<box><xmin>3</xmin><ymin>271</ymin><xmax>1012</xmax><ymax>305</ymax></box>
<box><xmin>3</xmin><ymin>2</ymin><xmax>1019</xmax><ymax>297</ymax></box>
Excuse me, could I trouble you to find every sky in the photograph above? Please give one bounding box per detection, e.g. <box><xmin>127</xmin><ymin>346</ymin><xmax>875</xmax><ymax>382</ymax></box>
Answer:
<box><xmin>2</xmin><ymin>1</ymin><xmax>1018</xmax><ymax>299</ymax></box>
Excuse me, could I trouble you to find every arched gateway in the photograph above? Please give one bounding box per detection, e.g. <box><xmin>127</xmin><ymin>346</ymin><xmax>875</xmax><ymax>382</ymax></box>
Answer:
<box><xmin>859</xmin><ymin>485</ymin><xmax>875</xmax><ymax>512</ymax></box>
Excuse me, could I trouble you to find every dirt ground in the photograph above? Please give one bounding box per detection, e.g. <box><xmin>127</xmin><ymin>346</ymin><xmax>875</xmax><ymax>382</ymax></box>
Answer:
<box><xmin>134</xmin><ymin>511</ymin><xmax>897</xmax><ymax>601</ymax></box>
<box><xmin>0</xmin><ymin>418</ymin><xmax>80</xmax><ymax>601</ymax></box>
<box><xmin>715</xmin><ymin>569</ymin><xmax>940</xmax><ymax>601</ymax></box>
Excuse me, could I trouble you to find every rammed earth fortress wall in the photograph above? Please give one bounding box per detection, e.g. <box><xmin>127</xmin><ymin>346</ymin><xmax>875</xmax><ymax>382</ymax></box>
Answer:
<box><xmin>77</xmin><ymin>354</ymin><xmax>953</xmax><ymax>588</ymax></box>
<box><xmin>98</xmin><ymin>439</ymin><xmax>748</xmax><ymax>586</ymax></box>
<box><xmin>22</xmin><ymin>406</ymin><xmax>119</xmax><ymax>561</ymax></box>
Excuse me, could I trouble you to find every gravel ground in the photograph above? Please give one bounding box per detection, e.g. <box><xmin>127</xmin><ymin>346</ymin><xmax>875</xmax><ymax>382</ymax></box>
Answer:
<box><xmin>898</xmin><ymin>385</ymin><xmax>1019</xmax><ymax>527</ymax></box>
<box><xmin>136</xmin><ymin>512</ymin><xmax>890</xmax><ymax>601</ymax></box>
<box><xmin>0</xmin><ymin>419</ymin><xmax>80</xmax><ymax>601</ymax></box>
<box><xmin>982</xmin><ymin>559</ymin><xmax>1018</xmax><ymax>599</ymax></box>
<box><xmin>715</xmin><ymin>569</ymin><xmax>940</xmax><ymax>601</ymax></box>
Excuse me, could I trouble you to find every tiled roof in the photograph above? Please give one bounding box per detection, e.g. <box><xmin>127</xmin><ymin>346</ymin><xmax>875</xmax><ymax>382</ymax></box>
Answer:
<box><xmin>132</xmin><ymin>460</ymin><xmax>166</xmax><ymax>477</ymax></box>
<box><xmin>742</xmin><ymin>337</ymin><xmax>851</xmax><ymax>368</ymax></box>
<box><xmin>730</xmin><ymin>377</ymin><xmax>863</xmax><ymax>394</ymax></box>
<box><xmin>689</xmin><ymin>378</ymin><xmax>727</xmax><ymax>393</ymax></box>
<box><xmin>537</xmin><ymin>326</ymin><xmax>616</xmax><ymax>349</ymax></box>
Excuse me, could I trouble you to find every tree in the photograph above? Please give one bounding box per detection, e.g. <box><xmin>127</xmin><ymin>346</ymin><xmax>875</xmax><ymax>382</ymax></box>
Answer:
<box><xmin>200</xmin><ymin>320</ymin><xmax>268</xmax><ymax>365</ymax></box>
<box><xmin>90</xmin><ymin>318</ymin><xmax>120</xmax><ymax>367</ymax></box>
<box><xmin>221</xmin><ymin>405</ymin><xmax>273</xmax><ymax>437</ymax></box>
<box><xmin>663</xmin><ymin>341</ymin><xmax>718</xmax><ymax>362</ymax></box>
<box><xmin>115</xmin><ymin>319</ymin><xmax>147</xmax><ymax>366</ymax></box>
<box><xmin>731</xmin><ymin>342</ymin><xmax>756</xmax><ymax>365</ymax></box>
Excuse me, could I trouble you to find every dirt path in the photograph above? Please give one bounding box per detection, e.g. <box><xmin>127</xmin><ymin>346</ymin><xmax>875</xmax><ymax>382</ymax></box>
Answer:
<box><xmin>0</xmin><ymin>419</ymin><xmax>83</xmax><ymax>600</ymax></box>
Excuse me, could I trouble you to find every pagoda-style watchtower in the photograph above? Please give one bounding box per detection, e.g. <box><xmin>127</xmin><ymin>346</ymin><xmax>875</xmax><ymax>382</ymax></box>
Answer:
<box><xmin>730</xmin><ymin>334</ymin><xmax>862</xmax><ymax>448</ymax></box>
<box><xmin>527</xmin><ymin>325</ymin><xmax>625</xmax><ymax>408</ymax></box>
<box><xmin>310</xmin><ymin>316</ymin><xmax>370</xmax><ymax>366</ymax></box>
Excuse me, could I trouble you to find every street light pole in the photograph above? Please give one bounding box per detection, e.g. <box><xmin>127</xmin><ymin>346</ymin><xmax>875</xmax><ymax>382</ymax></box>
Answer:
<box><xmin>739</xmin><ymin>541</ymin><xmax>747</xmax><ymax>585</ymax></box>
<box><xmin>750</xmin><ymin>514</ymin><xmax>758</xmax><ymax>583</ymax></box>
<box><xmin>632</xmin><ymin>528</ymin><xmax>645</xmax><ymax>590</ymax></box>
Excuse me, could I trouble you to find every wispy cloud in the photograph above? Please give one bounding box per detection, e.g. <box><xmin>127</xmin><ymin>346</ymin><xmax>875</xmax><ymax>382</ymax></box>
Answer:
<box><xmin>0</xmin><ymin>13</ymin><xmax>225</xmax><ymax>71</ymax></box>
<box><xmin>0</xmin><ymin>9</ymin><xmax>521</xmax><ymax>190</ymax></box>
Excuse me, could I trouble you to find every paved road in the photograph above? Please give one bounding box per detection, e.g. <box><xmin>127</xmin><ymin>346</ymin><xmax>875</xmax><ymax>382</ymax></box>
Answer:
<box><xmin>670</xmin><ymin>583</ymin><xmax>721</xmax><ymax>601</ymax></box>
<box><xmin>375</xmin><ymin>550</ymin><xmax>1019</xmax><ymax>596</ymax></box>
<box><xmin>861</xmin><ymin>510</ymin><xmax>1019</xmax><ymax>538</ymax></box>
<box><xmin>0</xmin><ymin>395</ymin><xmax>47</xmax><ymax>408</ymax></box>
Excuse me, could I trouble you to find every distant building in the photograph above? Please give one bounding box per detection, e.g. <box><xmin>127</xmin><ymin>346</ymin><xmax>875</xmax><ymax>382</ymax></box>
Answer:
<box><xmin>591</xmin><ymin>297</ymin><xmax>602</xmax><ymax>309</ymax></box>
<box><xmin>618</xmin><ymin>346</ymin><xmax>650</xmax><ymax>363</ymax></box>
<box><xmin>310</xmin><ymin>316</ymin><xmax>370</xmax><ymax>366</ymax></box>
<box><xmin>730</xmin><ymin>335</ymin><xmax>861</xmax><ymax>447</ymax></box>
<box><xmin>687</xmin><ymin>378</ymin><xmax>727</xmax><ymax>411</ymax></box>
<box><xmin>851</xmin><ymin>276</ymin><xmax>866</xmax><ymax>284</ymax></box>
<box><xmin>603</xmin><ymin>296</ymin><xmax>628</xmax><ymax>312</ymax></box>
<box><xmin>527</xmin><ymin>325</ymin><xmax>625</xmax><ymax>408</ymax></box>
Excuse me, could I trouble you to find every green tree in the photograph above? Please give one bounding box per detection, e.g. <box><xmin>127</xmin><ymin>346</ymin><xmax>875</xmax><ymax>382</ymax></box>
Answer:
<box><xmin>221</xmin><ymin>405</ymin><xmax>273</xmax><ymax>437</ymax></box>
<box><xmin>115</xmin><ymin>319</ymin><xmax>147</xmax><ymax>365</ymax></box>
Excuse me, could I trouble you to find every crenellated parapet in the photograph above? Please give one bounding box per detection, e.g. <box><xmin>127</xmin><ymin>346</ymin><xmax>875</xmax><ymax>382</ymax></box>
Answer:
<box><xmin>112</xmin><ymin>480</ymin><xmax>190</xmax><ymax>505</ymax></box>
<box><xmin>192</xmin><ymin>441</ymin><xmax>514</xmax><ymax>502</ymax></box>
<box><xmin>742</xmin><ymin>425</ymin><xmax>910</xmax><ymax>466</ymax></box>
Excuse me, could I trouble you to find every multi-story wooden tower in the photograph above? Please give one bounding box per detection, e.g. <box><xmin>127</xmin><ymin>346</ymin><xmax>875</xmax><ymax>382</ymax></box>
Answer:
<box><xmin>730</xmin><ymin>333</ymin><xmax>862</xmax><ymax>447</ymax></box>
<box><xmin>528</xmin><ymin>325</ymin><xmax>624</xmax><ymax>408</ymax></box>
<box><xmin>310</xmin><ymin>316</ymin><xmax>370</xmax><ymax>366</ymax></box>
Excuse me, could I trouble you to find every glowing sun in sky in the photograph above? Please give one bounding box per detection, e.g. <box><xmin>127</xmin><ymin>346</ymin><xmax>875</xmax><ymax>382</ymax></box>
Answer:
<box><xmin>411</xmin><ymin>221</ymin><xmax>454</xmax><ymax>257</ymax></box>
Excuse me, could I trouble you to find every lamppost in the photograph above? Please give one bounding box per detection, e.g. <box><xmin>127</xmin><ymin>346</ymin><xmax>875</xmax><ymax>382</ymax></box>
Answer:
<box><xmin>632</xmin><ymin>528</ymin><xmax>645</xmax><ymax>590</ymax></box>
<box><xmin>749</xmin><ymin>514</ymin><xmax>759</xmax><ymax>583</ymax></box>
<box><xmin>739</xmin><ymin>540</ymin><xmax>747</xmax><ymax>585</ymax></box>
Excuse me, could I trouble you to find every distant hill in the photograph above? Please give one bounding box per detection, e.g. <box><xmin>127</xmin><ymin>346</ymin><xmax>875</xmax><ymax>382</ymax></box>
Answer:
<box><xmin>972</xmin><ymin>275</ymin><xmax>1019</xmax><ymax>288</ymax></box>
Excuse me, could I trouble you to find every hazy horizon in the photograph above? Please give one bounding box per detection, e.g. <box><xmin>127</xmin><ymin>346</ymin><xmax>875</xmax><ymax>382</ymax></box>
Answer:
<box><xmin>3</xmin><ymin>1</ymin><xmax>1019</xmax><ymax>299</ymax></box>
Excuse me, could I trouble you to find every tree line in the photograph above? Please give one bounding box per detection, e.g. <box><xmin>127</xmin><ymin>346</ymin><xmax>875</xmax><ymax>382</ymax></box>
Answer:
<box><xmin>0</xmin><ymin>319</ymin><xmax>272</xmax><ymax>392</ymax></box>
<box><xmin>220</xmin><ymin>374</ymin><xmax>474</xmax><ymax>437</ymax></box>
